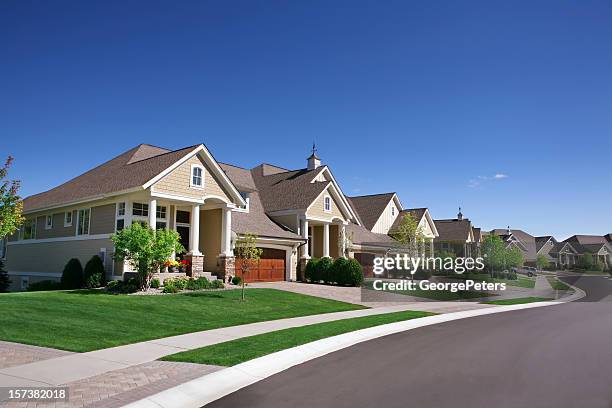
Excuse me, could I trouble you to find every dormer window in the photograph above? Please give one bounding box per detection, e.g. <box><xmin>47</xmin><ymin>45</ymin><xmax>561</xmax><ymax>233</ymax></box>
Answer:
<box><xmin>191</xmin><ymin>165</ymin><xmax>204</xmax><ymax>188</ymax></box>
<box><xmin>324</xmin><ymin>195</ymin><xmax>332</xmax><ymax>212</ymax></box>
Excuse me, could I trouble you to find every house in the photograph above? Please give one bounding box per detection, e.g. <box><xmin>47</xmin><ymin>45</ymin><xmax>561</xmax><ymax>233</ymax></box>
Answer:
<box><xmin>4</xmin><ymin>144</ymin><xmax>250</xmax><ymax>290</ymax></box>
<box><xmin>489</xmin><ymin>227</ymin><xmax>537</xmax><ymax>266</ymax></box>
<box><xmin>563</xmin><ymin>235</ymin><xmax>612</xmax><ymax>269</ymax></box>
<box><xmin>433</xmin><ymin>209</ymin><xmax>475</xmax><ymax>257</ymax></box>
<box><xmin>471</xmin><ymin>227</ymin><xmax>482</xmax><ymax>257</ymax></box>
<box><xmin>535</xmin><ymin>236</ymin><xmax>580</xmax><ymax>268</ymax></box>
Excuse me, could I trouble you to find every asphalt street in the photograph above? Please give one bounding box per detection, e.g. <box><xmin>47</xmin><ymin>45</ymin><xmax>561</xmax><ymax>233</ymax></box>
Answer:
<box><xmin>207</xmin><ymin>275</ymin><xmax>612</xmax><ymax>408</ymax></box>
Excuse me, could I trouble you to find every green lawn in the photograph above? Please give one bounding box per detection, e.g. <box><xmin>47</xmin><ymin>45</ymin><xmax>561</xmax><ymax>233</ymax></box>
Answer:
<box><xmin>363</xmin><ymin>280</ymin><xmax>493</xmax><ymax>301</ymax></box>
<box><xmin>0</xmin><ymin>289</ymin><xmax>365</xmax><ymax>352</ymax></box>
<box><xmin>162</xmin><ymin>310</ymin><xmax>434</xmax><ymax>366</ymax></box>
<box><xmin>546</xmin><ymin>277</ymin><xmax>572</xmax><ymax>291</ymax></box>
<box><xmin>481</xmin><ymin>297</ymin><xmax>553</xmax><ymax>305</ymax></box>
<box><xmin>446</xmin><ymin>273</ymin><xmax>536</xmax><ymax>289</ymax></box>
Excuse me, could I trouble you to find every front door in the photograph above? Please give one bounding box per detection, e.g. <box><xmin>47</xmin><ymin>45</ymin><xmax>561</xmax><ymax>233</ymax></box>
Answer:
<box><xmin>176</xmin><ymin>226</ymin><xmax>190</xmax><ymax>255</ymax></box>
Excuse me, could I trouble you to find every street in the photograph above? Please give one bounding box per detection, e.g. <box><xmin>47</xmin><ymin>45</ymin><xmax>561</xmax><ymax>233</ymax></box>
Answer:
<box><xmin>208</xmin><ymin>275</ymin><xmax>612</xmax><ymax>408</ymax></box>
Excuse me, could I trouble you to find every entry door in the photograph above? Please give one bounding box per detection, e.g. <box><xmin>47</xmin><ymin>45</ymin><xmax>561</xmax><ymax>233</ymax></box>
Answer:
<box><xmin>176</xmin><ymin>226</ymin><xmax>190</xmax><ymax>254</ymax></box>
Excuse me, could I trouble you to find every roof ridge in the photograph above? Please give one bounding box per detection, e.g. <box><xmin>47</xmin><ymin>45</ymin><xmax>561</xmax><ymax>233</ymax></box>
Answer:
<box><xmin>126</xmin><ymin>144</ymin><xmax>199</xmax><ymax>165</ymax></box>
<box><xmin>348</xmin><ymin>192</ymin><xmax>395</xmax><ymax>199</ymax></box>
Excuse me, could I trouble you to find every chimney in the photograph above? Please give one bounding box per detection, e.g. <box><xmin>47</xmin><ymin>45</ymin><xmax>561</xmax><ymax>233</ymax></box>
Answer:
<box><xmin>307</xmin><ymin>143</ymin><xmax>321</xmax><ymax>170</ymax></box>
<box><xmin>457</xmin><ymin>207</ymin><xmax>463</xmax><ymax>221</ymax></box>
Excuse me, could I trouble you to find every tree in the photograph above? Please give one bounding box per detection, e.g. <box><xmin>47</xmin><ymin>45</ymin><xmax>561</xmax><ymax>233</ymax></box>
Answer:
<box><xmin>0</xmin><ymin>156</ymin><xmax>25</xmax><ymax>239</ymax></box>
<box><xmin>481</xmin><ymin>235</ymin><xmax>505</xmax><ymax>274</ymax></box>
<box><xmin>111</xmin><ymin>223</ymin><xmax>185</xmax><ymax>290</ymax></box>
<box><xmin>536</xmin><ymin>254</ymin><xmax>549</xmax><ymax>270</ymax></box>
<box><xmin>234</xmin><ymin>232</ymin><xmax>262</xmax><ymax>301</ymax></box>
<box><xmin>577</xmin><ymin>252</ymin><xmax>594</xmax><ymax>270</ymax></box>
<box><xmin>506</xmin><ymin>246</ymin><xmax>525</xmax><ymax>269</ymax></box>
<box><xmin>390</xmin><ymin>212</ymin><xmax>425</xmax><ymax>278</ymax></box>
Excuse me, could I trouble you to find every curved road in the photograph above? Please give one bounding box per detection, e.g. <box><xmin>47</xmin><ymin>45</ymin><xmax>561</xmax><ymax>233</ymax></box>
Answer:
<box><xmin>208</xmin><ymin>275</ymin><xmax>612</xmax><ymax>408</ymax></box>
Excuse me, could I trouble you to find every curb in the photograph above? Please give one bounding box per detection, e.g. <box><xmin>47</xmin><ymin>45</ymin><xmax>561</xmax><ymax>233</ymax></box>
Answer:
<box><xmin>124</xmin><ymin>296</ymin><xmax>578</xmax><ymax>408</ymax></box>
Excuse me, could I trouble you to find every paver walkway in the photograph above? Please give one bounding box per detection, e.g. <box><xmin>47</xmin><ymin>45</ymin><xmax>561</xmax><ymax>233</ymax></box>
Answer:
<box><xmin>0</xmin><ymin>342</ymin><xmax>73</xmax><ymax>370</ymax></box>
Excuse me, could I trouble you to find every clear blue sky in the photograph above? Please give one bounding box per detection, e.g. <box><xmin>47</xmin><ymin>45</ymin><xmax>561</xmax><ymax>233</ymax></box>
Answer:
<box><xmin>1</xmin><ymin>0</ymin><xmax>611</xmax><ymax>240</ymax></box>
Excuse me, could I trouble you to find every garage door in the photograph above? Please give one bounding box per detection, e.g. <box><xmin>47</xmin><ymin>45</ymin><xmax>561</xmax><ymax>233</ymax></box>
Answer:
<box><xmin>354</xmin><ymin>252</ymin><xmax>375</xmax><ymax>278</ymax></box>
<box><xmin>235</xmin><ymin>248</ymin><xmax>286</xmax><ymax>282</ymax></box>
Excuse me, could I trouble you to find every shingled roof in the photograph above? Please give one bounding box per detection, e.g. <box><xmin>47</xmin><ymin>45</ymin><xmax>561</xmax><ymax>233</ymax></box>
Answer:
<box><xmin>434</xmin><ymin>219</ymin><xmax>473</xmax><ymax>242</ymax></box>
<box><xmin>491</xmin><ymin>228</ymin><xmax>537</xmax><ymax>261</ymax></box>
<box><xmin>346</xmin><ymin>193</ymin><xmax>396</xmax><ymax>230</ymax></box>
<box><xmin>388</xmin><ymin>208</ymin><xmax>426</xmax><ymax>235</ymax></box>
<box><xmin>345</xmin><ymin>223</ymin><xmax>396</xmax><ymax>247</ymax></box>
<box><xmin>535</xmin><ymin>236</ymin><xmax>555</xmax><ymax>253</ymax></box>
<box><xmin>23</xmin><ymin>144</ymin><xmax>198</xmax><ymax>213</ymax></box>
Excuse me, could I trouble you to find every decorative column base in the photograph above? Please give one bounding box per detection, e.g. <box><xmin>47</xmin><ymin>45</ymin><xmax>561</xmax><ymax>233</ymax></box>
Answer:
<box><xmin>218</xmin><ymin>255</ymin><xmax>235</xmax><ymax>282</ymax></box>
<box><xmin>186</xmin><ymin>254</ymin><xmax>204</xmax><ymax>278</ymax></box>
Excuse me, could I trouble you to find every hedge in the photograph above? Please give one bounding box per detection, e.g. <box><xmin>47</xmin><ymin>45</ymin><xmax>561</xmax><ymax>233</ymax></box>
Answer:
<box><xmin>305</xmin><ymin>257</ymin><xmax>363</xmax><ymax>287</ymax></box>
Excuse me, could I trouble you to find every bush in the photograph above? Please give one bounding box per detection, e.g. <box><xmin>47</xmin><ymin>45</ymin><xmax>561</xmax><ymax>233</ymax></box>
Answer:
<box><xmin>304</xmin><ymin>258</ymin><xmax>319</xmax><ymax>282</ymax></box>
<box><xmin>162</xmin><ymin>280</ymin><xmax>178</xmax><ymax>293</ymax></box>
<box><xmin>332</xmin><ymin>257</ymin><xmax>350</xmax><ymax>285</ymax></box>
<box><xmin>84</xmin><ymin>255</ymin><xmax>106</xmax><ymax>288</ymax></box>
<box><xmin>61</xmin><ymin>258</ymin><xmax>84</xmax><ymax>289</ymax></box>
<box><xmin>413</xmin><ymin>268</ymin><xmax>432</xmax><ymax>280</ymax></box>
<box><xmin>150</xmin><ymin>278</ymin><xmax>160</xmax><ymax>289</ymax></box>
<box><xmin>211</xmin><ymin>279</ymin><xmax>224</xmax><ymax>289</ymax></box>
<box><xmin>346</xmin><ymin>258</ymin><xmax>364</xmax><ymax>286</ymax></box>
<box><xmin>0</xmin><ymin>260</ymin><xmax>11</xmax><ymax>292</ymax></box>
<box><xmin>593</xmin><ymin>262</ymin><xmax>604</xmax><ymax>272</ymax></box>
<box><xmin>27</xmin><ymin>280</ymin><xmax>62</xmax><ymax>291</ymax></box>
<box><xmin>316</xmin><ymin>257</ymin><xmax>333</xmax><ymax>284</ymax></box>
<box><xmin>106</xmin><ymin>279</ymin><xmax>138</xmax><ymax>294</ymax></box>
<box><xmin>231</xmin><ymin>276</ymin><xmax>242</xmax><ymax>285</ymax></box>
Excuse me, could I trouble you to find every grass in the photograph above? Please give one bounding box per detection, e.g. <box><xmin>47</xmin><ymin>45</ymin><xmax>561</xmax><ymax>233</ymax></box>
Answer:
<box><xmin>481</xmin><ymin>297</ymin><xmax>553</xmax><ymax>305</ymax></box>
<box><xmin>162</xmin><ymin>310</ymin><xmax>434</xmax><ymax>366</ymax></box>
<box><xmin>363</xmin><ymin>280</ymin><xmax>492</xmax><ymax>301</ymax></box>
<box><xmin>445</xmin><ymin>273</ymin><xmax>536</xmax><ymax>289</ymax></box>
<box><xmin>0</xmin><ymin>288</ymin><xmax>365</xmax><ymax>352</ymax></box>
<box><xmin>546</xmin><ymin>277</ymin><xmax>572</xmax><ymax>291</ymax></box>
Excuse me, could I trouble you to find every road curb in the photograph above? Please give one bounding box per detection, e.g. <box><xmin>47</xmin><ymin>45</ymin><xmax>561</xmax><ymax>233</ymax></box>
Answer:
<box><xmin>124</xmin><ymin>298</ymin><xmax>576</xmax><ymax>408</ymax></box>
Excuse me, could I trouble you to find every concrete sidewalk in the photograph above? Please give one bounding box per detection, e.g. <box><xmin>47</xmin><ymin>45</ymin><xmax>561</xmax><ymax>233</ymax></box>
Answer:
<box><xmin>0</xmin><ymin>302</ymin><xmax>495</xmax><ymax>388</ymax></box>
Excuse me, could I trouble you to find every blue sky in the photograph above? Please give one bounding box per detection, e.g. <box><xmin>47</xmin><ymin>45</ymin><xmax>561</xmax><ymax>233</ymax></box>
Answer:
<box><xmin>1</xmin><ymin>0</ymin><xmax>611</xmax><ymax>239</ymax></box>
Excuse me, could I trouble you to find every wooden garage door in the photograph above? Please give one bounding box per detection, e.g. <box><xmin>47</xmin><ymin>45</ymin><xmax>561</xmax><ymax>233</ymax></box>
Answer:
<box><xmin>235</xmin><ymin>248</ymin><xmax>286</xmax><ymax>282</ymax></box>
<box><xmin>354</xmin><ymin>252</ymin><xmax>375</xmax><ymax>278</ymax></box>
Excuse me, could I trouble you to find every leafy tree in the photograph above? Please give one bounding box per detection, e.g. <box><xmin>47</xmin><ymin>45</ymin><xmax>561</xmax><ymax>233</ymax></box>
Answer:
<box><xmin>0</xmin><ymin>156</ymin><xmax>25</xmax><ymax>239</ymax></box>
<box><xmin>506</xmin><ymin>246</ymin><xmax>525</xmax><ymax>269</ymax></box>
<box><xmin>536</xmin><ymin>254</ymin><xmax>549</xmax><ymax>270</ymax></box>
<box><xmin>111</xmin><ymin>223</ymin><xmax>185</xmax><ymax>290</ymax></box>
<box><xmin>390</xmin><ymin>212</ymin><xmax>424</xmax><ymax>257</ymax></box>
<box><xmin>0</xmin><ymin>259</ymin><xmax>10</xmax><ymax>292</ymax></box>
<box><xmin>481</xmin><ymin>235</ymin><xmax>505</xmax><ymax>274</ymax></box>
<box><xmin>234</xmin><ymin>232</ymin><xmax>262</xmax><ymax>301</ymax></box>
<box><xmin>577</xmin><ymin>252</ymin><xmax>594</xmax><ymax>270</ymax></box>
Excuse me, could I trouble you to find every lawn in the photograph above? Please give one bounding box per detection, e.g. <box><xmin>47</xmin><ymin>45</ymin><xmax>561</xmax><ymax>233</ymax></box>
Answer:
<box><xmin>481</xmin><ymin>297</ymin><xmax>553</xmax><ymax>305</ymax></box>
<box><xmin>162</xmin><ymin>310</ymin><xmax>434</xmax><ymax>366</ymax></box>
<box><xmin>445</xmin><ymin>273</ymin><xmax>536</xmax><ymax>289</ymax></box>
<box><xmin>546</xmin><ymin>277</ymin><xmax>572</xmax><ymax>291</ymax></box>
<box><xmin>0</xmin><ymin>289</ymin><xmax>365</xmax><ymax>352</ymax></box>
<box><xmin>363</xmin><ymin>280</ymin><xmax>493</xmax><ymax>301</ymax></box>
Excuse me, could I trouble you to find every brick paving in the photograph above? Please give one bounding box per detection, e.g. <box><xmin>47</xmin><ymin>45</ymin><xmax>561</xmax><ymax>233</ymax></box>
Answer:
<box><xmin>1</xmin><ymin>361</ymin><xmax>221</xmax><ymax>408</ymax></box>
<box><xmin>0</xmin><ymin>342</ymin><xmax>73</xmax><ymax>370</ymax></box>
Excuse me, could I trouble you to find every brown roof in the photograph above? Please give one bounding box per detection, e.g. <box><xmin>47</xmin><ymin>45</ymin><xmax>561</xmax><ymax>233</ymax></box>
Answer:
<box><xmin>345</xmin><ymin>223</ymin><xmax>396</xmax><ymax>247</ymax></box>
<box><xmin>346</xmin><ymin>193</ymin><xmax>396</xmax><ymax>230</ymax></box>
<box><xmin>472</xmin><ymin>227</ymin><xmax>482</xmax><ymax>243</ymax></box>
<box><xmin>535</xmin><ymin>236</ymin><xmax>555</xmax><ymax>252</ymax></box>
<box><xmin>388</xmin><ymin>208</ymin><xmax>426</xmax><ymax>235</ymax></box>
<box><xmin>219</xmin><ymin>163</ymin><xmax>256</xmax><ymax>191</ymax></box>
<box><xmin>23</xmin><ymin>144</ymin><xmax>198</xmax><ymax>212</ymax></box>
<box><xmin>434</xmin><ymin>219</ymin><xmax>472</xmax><ymax>242</ymax></box>
<box><xmin>565</xmin><ymin>235</ymin><xmax>609</xmax><ymax>245</ymax></box>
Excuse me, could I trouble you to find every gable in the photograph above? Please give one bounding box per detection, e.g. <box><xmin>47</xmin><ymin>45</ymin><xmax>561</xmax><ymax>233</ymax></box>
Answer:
<box><xmin>306</xmin><ymin>187</ymin><xmax>347</xmax><ymax>221</ymax></box>
<box><xmin>152</xmin><ymin>155</ymin><xmax>232</xmax><ymax>202</ymax></box>
<box><xmin>371</xmin><ymin>198</ymin><xmax>400</xmax><ymax>234</ymax></box>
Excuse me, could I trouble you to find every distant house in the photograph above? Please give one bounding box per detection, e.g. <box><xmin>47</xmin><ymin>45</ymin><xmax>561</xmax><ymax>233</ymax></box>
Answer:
<box><xmin>489</xmin><ymin>227</ymin><xmax>537</xmax><ymax>266</ymax></box>
<box><xmin>433</xmin><ymin>209</ymin><xmax>474</xmax><ymax>257</ymax></box>
<box><xmin>564</xmin><ymin>235</ymin><xmax>612</xmax><ymax>269</ymax></box>
<box><xmin>471</xmin><ymin>227</ymin><xmax>482</xmax><ymax>257</ymax></box>
<box><xmin>535</xmin><ymin>236</ymin><xmax>579</xmax><ymax>269</ymax></box>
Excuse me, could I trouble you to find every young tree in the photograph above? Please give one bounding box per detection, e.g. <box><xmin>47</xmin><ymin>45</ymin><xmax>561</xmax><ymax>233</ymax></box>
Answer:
<box><xmin>577</xmin><ymin>252</ymin><xmax>594</xmax><ymax>270</ymax></box>
<box><xmin>536</xmin><ymin>254</ymin><xmax>549</xmax><ymax>271</ymax></box>
<box><xmin>506</xmin><ymin>246</ymin><xmax>525</xmax><ymax>269</ymax></box>
<box><xmin>0</xmin><ymin>156</ymin><xmax>25</xmax><ymax>239</ymax></box>
<box><xmin>234</xmin><ymin>232</ymin><xmax>262</xmax><ymax>301</ymax></box>
<box><xmin>481</xmin><ymin>235</ymin><xmax>505</xmax><ymax>275</ymax></box>
<box><xmin>111</xmin><ymin>223</ymin><xmax>185</xmax><ymax>290</ymax></box>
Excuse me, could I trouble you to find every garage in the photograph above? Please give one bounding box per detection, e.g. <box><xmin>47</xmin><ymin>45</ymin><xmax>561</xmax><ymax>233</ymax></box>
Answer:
<box><xmin>353</xmin><ymin>252</ymin><xmax>375</xmax><ymax>278</ymax></box>
<box><xmin>235</xmin><ymin>248</ymin><xmax>286</xmax><ymax>282</ymax></box>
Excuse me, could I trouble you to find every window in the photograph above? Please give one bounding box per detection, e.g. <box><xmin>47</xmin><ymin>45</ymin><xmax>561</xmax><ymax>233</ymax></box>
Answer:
<box><xmin>132</xmin><ymin>202</ymin><xmax>149</xmax><ymax>217</ymax></box>
<box><xmin>116</xmin><ymin>219</ymin><xmax>125</xmax><ymax>231</ymax></box>
<box><xmin>391</xmin><ymin>206</ymin><xmax>395</xmax><ymax>216</ymax></box>
<box><xmin>23</xmin><ymin>219</ymin><xmax>36</xmax><ymax>240</ymax></box>
<box><xmin>324</xmin><ymin>196</ymin><xmax>332</xmax><ymax>212</ymax></box>
<box><xmin>156</xmin><ymin>206</ymin><xmax>167</xmax><ymax>219</ymax></box>
<box><xmin>21</xmin><ymin>277</ymin><xmax>29</xmax><ymax>291</ymax></box>
<box><xmin>45</xmin><ymin>215</ymin><xmax>53</xmax><ymax>230</ymax></box>
<box><xmin>156</xmin><ymin>221</ymin><xmax>167</xmax><ymax>230</ymax></box>
<box><xmin>77</xmin><ymin>209</ymin><xmax>90</xmax><ymax>235</ymax></box>
<box><xmin>237</xmin><ymin>191</ymin><xmax>250</xmax><ymax>212</ymax></box>
<box><xmin>191</xmin><ymin>165</ymin><xmax>203</xmax><ymax>188</ymax></box>
<box><xmin>117</xmin><ymin>202</ymin><xmax>126</xmax><ymax>217</ymax></box>
<box><xmin>176</xmin><ymin>210</ymin><xmax>190</xmax><ymax>224</ymax></box>
<box><xmin>64</xmin><ymin>211</ymin><xmax>73</xmax><ymax>227</ymax></box>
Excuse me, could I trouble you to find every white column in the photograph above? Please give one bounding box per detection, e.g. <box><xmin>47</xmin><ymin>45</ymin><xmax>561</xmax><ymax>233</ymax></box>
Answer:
<box><xmin>148</xmin><ymin>199</ymin><xmax>157</xmax><ymax>230</ymax></box>
<box><xmin>340</xmin><ymin>224</ymin><xmax>346</xmax><ymax>258</ymax></box>
<box><xmin>125</xmin><ymin>200</ymin><xmax>133</xmax><ymax>227</ymax></box>
<box><xmin>323</xmin><ymin>223</ymin><xmax>330</xmax><ymax>258</ymax></box>
<box><xmin>189</xmin><ymin>204</ymin><xmax>201</xmax><ymax>255</ymax></box>
<box><xmin>221</xmin><ymin>207</ymin><xmax>233</xmax><ymax>256</ymax></box>
<box><xmin>430</xmin><ymin>239</ymin><xmax>434</xmax><ymax>257</ymax></box>
<box><xmin>301</xmin><ymin>218</ymin><xmax>309</xmax><ymax>258</ymax></box>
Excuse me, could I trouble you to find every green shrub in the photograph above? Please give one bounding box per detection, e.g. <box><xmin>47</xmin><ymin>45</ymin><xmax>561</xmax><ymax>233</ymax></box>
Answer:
<box><xmin>413</xmin><ymin>268</ymin><xmax>432</xmax><ymax>280</ymax></box>
<box><xmin>83</xmin><ymin>255</ymin><xmax>106</xmax><ymax>288</ymax></box>
<box><xmin>106</xmin><ymin>279</ymin><xmax>138</xmax><ymax>294</ymax></box>
<box><xmin>60</xmin><ymin>258</ymin><xmax>84</xmax><ymax>289</ymax></box>
<box><xmin>27</xmin><ymin>280</ymin><xmax>62</xmax><ymax>291</ymax></box>
<box><xmin>304</xmin><ymin>258</ymin><xmax>319</xmax><ymax>282</ymax></box>
<box><xmin>316</xmin><ymin>257</ymin><xmax>333</xmax><ymax>284</ymax></box>
<box><xmin>0</xmin><ymin>260</ymin><xmax>11</xmax><ymax>293</ymax></box>
<box><xmin>211</xmin><ymin>279</ymin><xmax>224</xmax><ymax>289</ymax></box>
<box><xmin>232</xmin><ymin>276</ymin><xmax>242</xmax><ymax>285</ymax></box>
<box><xmin>162</xmin><ymin>280</ymin><xmax>178</xmax><ymax>293</ymax></box>
<box><xmin>593</xmin><ymin>262</ymin><xmax>604</xmax><ymax>272</ymax></box>
<box><xmin>150</xmin><ymin>278</ymin><xmax>160</xmax><ymax>289</ymax></box>
<box><xmin>331</xmin><ymin>257</ymin><xmax>350</xmax><ymax>285</ymax></box>
<box><xmin>106</xmin><ymin>280</ymin><xmax>121</xmax><ymax>291</ymax></box>
<box><xmin>346</xmin><ymin>258</ymin><xmax>364</xmax><ymax>286</ymax></box>
<box><xmin>196</xmin><ymin>276</ymin><xmax>212</xmax><ymax>289</ymax></box>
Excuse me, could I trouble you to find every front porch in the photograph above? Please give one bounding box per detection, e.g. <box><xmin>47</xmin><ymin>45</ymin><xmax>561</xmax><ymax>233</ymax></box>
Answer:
<box><xmin>299</xmin><ymin>217</ymin><xmax>347</xmax><ymax>260</ymax></box>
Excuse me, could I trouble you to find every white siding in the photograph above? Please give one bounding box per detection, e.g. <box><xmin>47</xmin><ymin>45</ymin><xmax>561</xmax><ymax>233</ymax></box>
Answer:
<box><xmin>371</xmin><ymin>199</ymin><xmax>399</xmax><ymax>234</ymax></box>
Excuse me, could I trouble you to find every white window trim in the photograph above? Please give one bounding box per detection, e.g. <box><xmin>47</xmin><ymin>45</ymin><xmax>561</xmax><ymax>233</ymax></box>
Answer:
<box><xmin>131</xmin><ymin>202</ymin><xmax>149</xmax><ymax>218</ymax></box>
<box><xmin>77</xmin><ymin>208</ymin><xmax>91</xmax><ymax>236</ymax></box>
<box><xmin>235</xmin><ymin>192</ymin><xmax>250</xmax><ymax>213</ymax></box>
<box><xmin>64</xmin><ymin>211</ymin><xmax>73</xmax><ymax>227</ymax></box>
<box><xmin>323</xmin><ymin>195</ymin><xmax>332</xmax><ymax>213</ymax></box>
<box><xmin>45</xmin><ymin>215</ymin><xmax>53</xmax><ymax>230</ymax></box>
<box><xmin>190</xmin><ymin>164</ymin><xmax>205</xmax><ymax>190</ymax></box>
<box><xmin>115</xmin><ymin>202</ymin><xmax>127</xmax><ymax>232</ymax></box>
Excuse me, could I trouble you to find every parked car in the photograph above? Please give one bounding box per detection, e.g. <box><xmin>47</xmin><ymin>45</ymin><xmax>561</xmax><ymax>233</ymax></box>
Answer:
<box><xmin>518</xmin><ymin>266</ymin><xmax>537</xmax><ymax>277</ymax></box>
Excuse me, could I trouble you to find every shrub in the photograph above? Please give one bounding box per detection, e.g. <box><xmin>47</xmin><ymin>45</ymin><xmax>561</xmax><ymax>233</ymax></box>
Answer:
<box><xmin>331</xmin><ymin>258</ymin><xmax>350</xmax><ymax>285</ymax></box>
<box><xmin>84</xmin><ymin>255</ymin><xmax>106</xmax><ymax>288</ymax></box>
<box><xmin>150</xmin><ymin>278</ymin><xmax>160</xmax><ymax>289</ymax></box>
<box><xmin>304</xmin><ymin>258</ymin><xmax>319</xmax><ymax>282</ymax></box>
<box><xmin>232</xmin><ymin>276</ymin><xmax>242</xmax><ymax>285</ymax></box>
<box><xmin>162</xmin><ymin>280</ymin><xmax>178</xmax><ymax>293</ymax></box>
<box><xmin>593</xmin><ymin>262</ymin><xmax>604</xmax><ymax>272</ymax></box>
<box><xmin>346</xmin><ymin>258</ymin><xmax>364</xmax><ymax>286</ymax></box>
<box><xmin>211</xmin><ymin>279</ymin><xmax>224</xmax><ymax>289</ymax></box>
<box><xmin>413</xmin><ymin>268</ymin><xmax>432</xmax><ymax>280</ymax></box>
<box><xmin>316</xmin><ymin>257</ymin><xmax>333</xmax><ymax>284</ymax></box>
<box><xmin>61</xmin><ymin>258</ymin><xmax>84</xmax><ymax>289</ymax></box>
<box><xmin>0</xmin><ymin>260</ymin><xmax>11</xmax><ymax>293</ymax></box>
<box><xmin>106</xmin><ymin>279</ymin><xmax>138</xmax><ymax>294</ymax></box>
<box><xmin>186</xmin><ymin>277</ymin><xmax>212</xmax><ymax>290</ymax></box>
<box><xmin>27</xmin><ymin>280</ymin><xmax>62</xmax><ymax>292</ymax></box>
